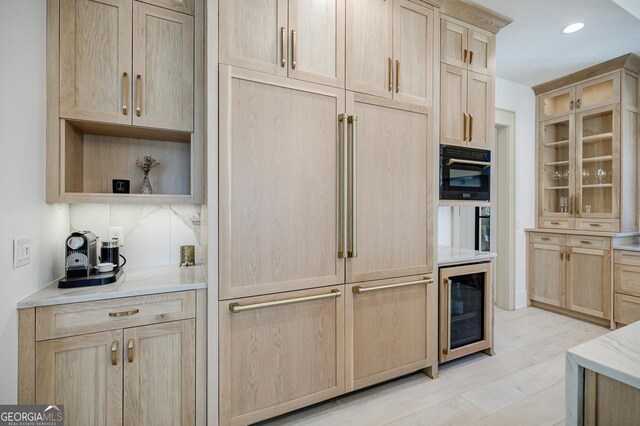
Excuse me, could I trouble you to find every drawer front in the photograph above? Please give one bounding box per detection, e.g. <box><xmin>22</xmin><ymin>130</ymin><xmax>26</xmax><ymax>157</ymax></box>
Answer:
<box><xmin>219</xmin><ymin>286</ymin><xmax>345</xmax><ymax>426</ymax></box>
<box><xmin>614</xmin><ymin>293</ymin><xmax>640</xmax><ymax>325</ymax></box>
<box><xmin>576</xmin><ymin>219</ymin><xmax>618</xmax><ymax>232</ymax></box>
<box><xmin>529</xmin><ymin>233</ymin><xmax>565</xmax><ymax>246</ymax></box>
<box><xmin>614</xmin><ymin>264</ymin><xmax>640</xmax><ymax>297</ymax></box>
<box><xmin>567</xmin><ymin>235</ymin><xmax>611</xmax><ymax>250</ymax></box>
<box><xmin>36</xmin><ymin>291</ymin><xmax>196</xmax><ymax>340</ymax></box>
<box><xmin>540</xmin><ymin>219</ymin><xmax>573</xmax><ymax>230</ymax></box>
<box><xmin>614</xmin><ymin>250</ymin><xmax>640</xmax><ymax>267</ymax></box>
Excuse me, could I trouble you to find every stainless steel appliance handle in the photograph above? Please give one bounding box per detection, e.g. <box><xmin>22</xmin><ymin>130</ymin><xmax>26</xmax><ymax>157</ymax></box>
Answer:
<box><xmin>446</xmin><ymin>158</ymin><xmax>491</xmax><ymax>168</ymax></box>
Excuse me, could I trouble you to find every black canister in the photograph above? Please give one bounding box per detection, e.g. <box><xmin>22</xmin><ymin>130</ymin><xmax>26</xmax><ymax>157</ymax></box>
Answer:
<box><xmin>101</xmin><ymin>239</ymin><xmax>126</xmax><ymax>268</ymax></box>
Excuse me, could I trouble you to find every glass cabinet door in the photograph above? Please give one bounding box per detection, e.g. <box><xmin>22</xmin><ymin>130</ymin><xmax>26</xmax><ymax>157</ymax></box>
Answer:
<box><xmin>576</xmin><ymin>73</ymin><xmax>620</xmax><ymax>112</ymax></box>
<box><xmin>576</xmin><ymin>106</ymin><xmax>619</xmax><ymax>218</ymax></box>
<box><xmin>540</xmin><ymin>87</ymin><xmax>575</xmax><ymax>120</ymax></box>
<box><xmin>540</xmin><ymin>116</ymin><xmax>574</xmax><ymax>217</ymax></box>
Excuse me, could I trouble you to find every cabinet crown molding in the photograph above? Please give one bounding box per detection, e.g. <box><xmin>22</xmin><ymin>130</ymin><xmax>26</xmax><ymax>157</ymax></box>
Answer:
<box><xmin>533</xmin><ymin>53</ymin><xmax>640</xmax><ymax>95</ymax></box>
<box><xmin>440</xmin><ymin>0</ymin><xmax>512</xmax><ymax>34</ymax></box>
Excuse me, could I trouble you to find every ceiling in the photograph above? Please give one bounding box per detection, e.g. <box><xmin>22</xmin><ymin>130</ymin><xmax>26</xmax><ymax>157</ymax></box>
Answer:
<box><xmin>472</xmin><ymin>0</ymin><xmax>640</xmax><ymax>88</ymax></box>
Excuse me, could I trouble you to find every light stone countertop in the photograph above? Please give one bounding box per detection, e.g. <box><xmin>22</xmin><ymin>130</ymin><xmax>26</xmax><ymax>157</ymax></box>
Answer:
<box><xmin>525</xmin><ymin>228</ymin><xmax>640</xmax><ymax>238</ymax></box>
<box><xmin>613</xmin><ymin>243</ymin><xmax>640</xmax><ymax>252</ymax></box>
<box><xmin>438</xmin><ymin>246</ymin><xmax>496</xmax><ymax>266</ymax></box>
<box><xmin>566</xmin><ymin>321</ymin><xmax>640</xmax><ymax>424</ymax></box>
<box><xmin>17</xmin><ymin>265</ymin><xmax>207</xmax><ymax>308</ymax></box>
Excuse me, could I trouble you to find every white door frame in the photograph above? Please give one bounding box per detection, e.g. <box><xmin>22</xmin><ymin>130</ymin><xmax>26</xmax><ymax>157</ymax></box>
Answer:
<box><xmin>494</xmin><ymin>108</ymin><xmax>516</xmax><ymax>310</ymax></box>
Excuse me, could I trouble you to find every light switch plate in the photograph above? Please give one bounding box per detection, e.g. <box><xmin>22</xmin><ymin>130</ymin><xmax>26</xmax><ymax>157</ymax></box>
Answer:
<box><xmin>108</xmin><ymin>226</ymin><xmax>125</xmax><ymax>246</ymax></box>
<box><xmin>13</xmin><ymin>237</ymin><xmax>31</xmax><ymax>269</ymax></box>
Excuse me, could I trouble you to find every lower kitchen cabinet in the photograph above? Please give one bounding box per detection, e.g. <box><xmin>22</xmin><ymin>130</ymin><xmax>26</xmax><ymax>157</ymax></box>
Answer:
<box><xmin>19</xmin><ymin>290</ymin><xmax>206</xmax><ymax>426</ymax></box>
<box><xmin>345</xmin><ymin>275</ymin><xmax>437</xmax><ymax>391</ymax></box>
<box><xmin>219</xmin><ymin>287</ymin><xmax>345</xmax><ymax>426</ymax></box>
<box><xmin>566</xmin><ymin>247</ymin><xmax>611</xmax><ymax>319</ymax></box>
<box><xmin>614</xmin><ymin>250</ymin><xmax>640</xmax><ymax>326</ymax></box>
<box><xmin>529</xmin><ymin>241</ymin><xmax>565</xmax><ymax>307</ymax></box>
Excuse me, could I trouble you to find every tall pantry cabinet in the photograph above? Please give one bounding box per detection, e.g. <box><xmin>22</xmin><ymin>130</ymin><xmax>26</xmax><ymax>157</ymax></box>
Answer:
<box><xmin>218</xmin><ymin>0</ymin><xmax>438</xmax><ymax>424</ymax></box>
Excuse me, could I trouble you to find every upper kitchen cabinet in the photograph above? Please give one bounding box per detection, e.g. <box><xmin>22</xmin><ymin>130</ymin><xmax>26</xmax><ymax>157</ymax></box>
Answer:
<box><xmin>219</xmin><ymin>0</ymin><xmax>345</xmax><ymax>87</ymax></box>
<box><xmin>441</xmin><ymin>17</ymin><xmax>494</xmax><ymax>76</ymax></box>
<box><xmin>534</xmin><ymin>56</ymin><xmax>639</xmax><ymax>232</ymax></box>
<box><xmin>347</xmin><ymin>0</ymin><xmax>435</xmax><ymax>106</ymax></box>
<box><xmin>48</xmin><ymin>0</ymin><xmax>204</xmax><ymax>204</ymax></box>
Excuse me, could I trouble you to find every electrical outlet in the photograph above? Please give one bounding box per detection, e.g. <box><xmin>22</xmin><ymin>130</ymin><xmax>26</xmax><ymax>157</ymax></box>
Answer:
<box><xmin>108</xmin><ymin>226</ymin><xmax>125</xmax><ymax>246</ymax></box>
<box><xmin>13</xmin><ymin>237</ymin><xmax>31</xmax><ymax>269</ymax></box>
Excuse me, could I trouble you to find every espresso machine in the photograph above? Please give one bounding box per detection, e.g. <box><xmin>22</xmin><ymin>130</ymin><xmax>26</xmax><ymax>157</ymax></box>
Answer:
<box><xmin>58</xmin><ymin>231</ymin><xmax>123</xmax><ymax>288</ymax></box>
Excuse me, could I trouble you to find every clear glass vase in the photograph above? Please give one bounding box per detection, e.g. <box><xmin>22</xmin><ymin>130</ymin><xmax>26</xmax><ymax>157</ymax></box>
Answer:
<box><xmin>141</xmin><ymin>171</ymin><xmax>153</xmax><ymax>194</ymax></box>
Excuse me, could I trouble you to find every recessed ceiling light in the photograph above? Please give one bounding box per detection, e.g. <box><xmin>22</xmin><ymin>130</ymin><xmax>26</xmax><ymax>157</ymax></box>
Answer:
<box><xmin>562</xmin><ymin>22</ymin><xmax>585</xmax><ymax>34</ymax></box>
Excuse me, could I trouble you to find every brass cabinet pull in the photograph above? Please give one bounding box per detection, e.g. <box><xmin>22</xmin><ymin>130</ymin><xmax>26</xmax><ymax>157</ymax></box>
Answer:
<box><xmin>338</xmin><ymin>113</ymin><xmax>349</xmax><ymax>259</ymax></box>
<box><xmin>388</xmin><ymin>57</ymin><xmax>392</xmax><ymax>91</ymax></box>
<box><xmin>569</xmin><ymin>194</ymin><xmax>574</xmax><ymax>215</ymax></box>
<box><xmin>348</xmin><ymin>115</ymin><xmax>358</xmax><ymax>258</ymax></box>
<box><xmin>469</xmin><ymin>50</ymin><xmax>474</xmax><ymax>64</ymax></box>
<box><xmin>463</xmin><ymin>112</ymin><xmax>468</xmax><ymax>141</ymax></box>
<box><xmin>291</xmin><ymin>29</ymin><xmax>297</xmax><ymax>70</ymax></box>
<box><xmin>463</xmin><ymin>49</ymin><xmax>468</xmax><ymax>63</ymax></box>
<box><xmin>280</xmin><ymin>27</ymin><xmax>286</xmax><ymax>67</ymax></box>
<box><xmin>541</xmin><ymin>237</ymin><xmax>551</xmax><ymax>241</ymax></box>
<box><xmin>551</xmin><ymin>221</ymin><xmax>561</xmax><ymax>225</ymax></box>
<box><xmin>443</xmin><ymin>278</ymin><xmax>452</xmax><ymax>355</ymax></box>
<box><xmin>567</xmin><ymin>248</ymin><xmax>571</xmax><ymax>261</ymax></box>
<box><xmin>576</xmin><ymin>194</ymin><xmax>581</xmax><ymax>216</ymax></box>
<box><xmin>122</xmin><ymin>72</ymin><xmax>129</xmax><ymax>115</ymax></box>
<box><xmin>590</xmin><ymin>223</ymin><xmax>602</xmax><ymax>228</ymax></box>
<box><xmin>135</xmin><ymin>75</ymin><xmax>142</xmax><ymax>117</ymax></box>
<box><xmin>580</xmin><ymin>240</ymin><xmax>593</xmax><ymax>245</ymax></box>
<box><xmin>395</xmin><ymin>60</ymin><xmax>400</xmax><ymax>93</ymax></box>
<box><xmin>570</xmin><ymin>100</ymin><xmax>574</xmax><ymax>110</ymax></box>
<box><xmin>447</xmin><ymin>158</ymin><xmax>491</xmax><ymax>168</ymax></box>
<box><xmin>469</xmin><ymin>113</ymin><xmax>474</xmax><ymax>141</ymax></box>
<box><xmin>353</xmin><ymin>277</ymin><xmax>433</xmax><ymax>294</ymax></box>
<box><xmin>108</xmin><ymin>308</ymin><xmax>140</xmax><ymax>317</ymax></box>
<box><xmin>127</xmin><ymin>339</ymin><xmax>134</xmax><ymax>363</ymax></box>
<box><xmin>229</xmin><ymin>289</ymin><xmax>342</xmax><ymax>313</ymax></box>
<box><xmin>111</xmin><ymin>341</ymin><xmax>118</xmax><ymax>365</ymax></box>
<box><xmin>576</xmin><ymin>99</ymin><xmax>581</xmax><ymax>109</ymax></box>
<box><xmin>560</xmin><ymin>249</ymin><xmax>564</xmax><ymax>261</ymax></box>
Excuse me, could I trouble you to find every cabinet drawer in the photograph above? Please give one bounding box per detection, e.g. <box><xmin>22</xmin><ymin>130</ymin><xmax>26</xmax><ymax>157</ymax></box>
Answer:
<box><xmin>35</xmin><ymin>291</ymin><xmax>196</xmax><ymax>341</ymax></box>
<box><xmin>567</xmin><ymin>235</ymin><xmax>611</xmax><ymax>250</ymax></box>
<box><xmin>529</xmin><ymin>233</ymin><xmax>565</xmax><ymax>246</ymax></box>
<box><xmin>615</xmin><ymin>264</ymin><xmax>640</xmax><ymax>297</ymax></box>
<box><xmin>540</xmin><ymin>219</ymin><xmax>573</xmax><ymax>230</ymax></box>
<box><xmin>614</xmin><ymin>250</ymin><xmax>640</xmax><ymax>267</ymax></box>
<box><xmin>576</xmin><ymin>219</ymin><xmax>618</xmax><ymax>232</ymax></box>
<box><xmin>614</xmin><ymin>293</ymin><xmax>640</xmax><ymax>325</ymax></box>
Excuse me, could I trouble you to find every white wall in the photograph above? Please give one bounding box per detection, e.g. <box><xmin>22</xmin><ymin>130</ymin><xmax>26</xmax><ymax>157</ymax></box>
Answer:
<box><xmin>0</xmin><ymin>1</ymin><xmax>70</xmax><ymax>403</ymax></box>
<box><xmin>494</xmin><ymin>77</ymin><xmax>536</xmax><ymax>308</ymax></box>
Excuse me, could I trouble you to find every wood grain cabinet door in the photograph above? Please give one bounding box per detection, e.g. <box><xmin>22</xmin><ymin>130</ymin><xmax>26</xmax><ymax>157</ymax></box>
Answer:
<box><xmin>345</xmin><ymin>275</ymin><xmax>437</xmax><ymax>391</ymax></box>
<box><xmin>219</xmin><ymin>0</ymin><xmax>287</xmax><ymax>76</ymax></box>
<box><xmin>467</xmin><ymin>29</ymin><xmax>493</xmax><ymax>76</ymax></box>
<box><xmin>566</xmin><ymin>247</ymin><xmax>611</xmax><ymax>319</ymax></box>
<box><xmin>440</xmin><ymin>63</ymin><xmax>467</xmax><ymax>147</ymax></box>
<box><xmin>35</xmin><ymin>330</ymin><xmax>123</xmax><ymax>426</ymax></box>
<box><xmin>346</xmin><ymin>93</ymin><xmax>431</xmax><ymax>283</ymax></box>
<box><xmin>467</xmin><ymin>71</ymin><xmax>493</xmax><ymax>149</ymax></box>
<box><xmin>540</xmin><ymin>86</ymin><xmax>576</xmax><ymax>120</ymax></box>
<box><xmin>133</xmin><ymin>2</ymin><xmax>193</xmax><ymax>131</ymax></box>
<box><xmin>219</xmin><ymin>287</ymin><xmax>345</xmax><ymax>426</ymax></box>
<box><xmin>219</xmin><ymin>66</ymin><xmax>346</xmax><ymax>299</ymax></box>
<box><xmin>440</xmin><ymin>18</ymin><xmax>467</xmax><ymax>69</ymax></box>
<box><xmin>528</xmin><ymin>243</ymin><xmax>565</xmax><ymax>307</ymax></box>
<box><xmin>392</xmin><ymin>0</ymin><xmax>433</xmax><ymax>107</ymax></box>
<box><xmin>59</xmin><ymin>0</ymin><xmax>132</xmax><ymax>125</ymax></box>
<box><xmin>288</xmin><ymin>0</ymin><xmax>345</xmax><ymax>88</ymax></box>
<box><xmin>346</xmin><ymin>0</ymin><xmax>393</xmax><ymax>98</ymax></box>
<box><xmin>123</xmin><ymin>320</ymin><xmax>196</xmax><ymax>426</ymax></box>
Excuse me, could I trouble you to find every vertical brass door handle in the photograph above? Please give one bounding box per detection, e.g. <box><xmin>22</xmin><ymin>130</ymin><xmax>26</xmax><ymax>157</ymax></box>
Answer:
<box><xmin>576</xmin><ymin>99</ymin><xmax>581</xmax><ymax>109</ymax></box>
<box><xmin>576</xmin><ymin>194</ymin><xmax>581</xmax><ymax>216</ymax></box>
<box><xmin>560</xmin><ymin>249</ymin><xmax>564</xmax><ymax>261</ymax></box>
<box><xmin>567</xmin><ymin>248</ymin><xmax>571</xmax><ymax>262</ymax></box>
<box><xmin>469</xmin><ymin>50</ymin><xmax>474</xmax><ymax>64</ymax></box>
<box><xmin>469</xmin><ymin>114</ymin><xmax>474</xmax><ymax>142</ymax></box>
<box><xmin>348</xmin><ymin>115</ymin><xmax>358</xmax><ymax>258</ymax></box>
<box><xmin>127</xmin><ymin>339</ymin><xmax>134</xmax><ymax>363</ymax></box>
<box><xmin>395</xmin><ymin>60</ymin><xmax>400</xmax><ymax>93</ymax></box>
<box><xmin>463</xmin><ymin>49</ymin><xmax>468</xmax><ymax>63</ymax></box>
<box><xmin>388</xmin><ymin>57</ymin><xmax>392</xmax><ymax>92</ymax></box>
<box><xmin>463</xmin><ymin>113</ymin><xmax>468</xmax><ymax>142</ymax></box>
<box><xmin>570</xmin><ymin>100</ymin><xmax>574</xmax><ymax>110</ymax></box>
<box><xmin>291</xmin><ymin>29</ymin><xmax>297</xmax><ymax>70</ymax></box>
<box><xmin>443</xmin><ymin>278</ymin><xmax>452</xmax><ymax>355</ymax></box>
<box><xmin>569</xmin><ymin>194</ymin><xmax>574</xmax><ymax>215</ymax></box>
<box><xmin>122</xmin><ymin>72</ymin><xmax>129</xmax><ymax>115</ymax></box>
<box><xmin>135</xmin><ymin>75</ymin><xmax>142</xmax><ymax>117</ymax></box>
<box><xmin>338</xmin><ymin>113</ymin><xmax>349</xmax><ymax>259</ymax></box>
<box><xmin>111</xmin><ymin>341</ymin><xmax>118</xmax><ymax>365</ymax></box>
<box><xmin>280</xmin><ymin>27</ymin><xmax>286</xmax><ymax>68</ymax></box>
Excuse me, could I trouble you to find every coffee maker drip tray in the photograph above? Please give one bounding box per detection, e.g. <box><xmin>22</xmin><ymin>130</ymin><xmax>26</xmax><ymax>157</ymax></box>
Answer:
<box><xmin>58</xmin><ymin>268</ymin><xmax>123</xmax><ymax>288</ymax></box>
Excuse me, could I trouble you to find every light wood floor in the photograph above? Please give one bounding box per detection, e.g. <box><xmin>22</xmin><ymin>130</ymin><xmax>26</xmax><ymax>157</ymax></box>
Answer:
<box><xmin>258</xmin><ymin>307</ymin><xmax>608</xmax><ymax>426</ymax></box>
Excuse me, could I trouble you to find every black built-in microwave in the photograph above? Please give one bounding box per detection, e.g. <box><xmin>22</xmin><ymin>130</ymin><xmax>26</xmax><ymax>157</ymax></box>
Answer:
<box><xmin>440</xmin><ymin>145</ymin><xmax>491</xmax><ymax>201</ymax></box>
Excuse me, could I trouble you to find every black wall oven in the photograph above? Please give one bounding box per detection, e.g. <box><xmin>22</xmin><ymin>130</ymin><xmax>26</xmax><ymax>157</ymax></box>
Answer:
<box><xmin>440</xmin><ymin>145</ymin><xmax>491</xmax><ymax>201</ymax></box>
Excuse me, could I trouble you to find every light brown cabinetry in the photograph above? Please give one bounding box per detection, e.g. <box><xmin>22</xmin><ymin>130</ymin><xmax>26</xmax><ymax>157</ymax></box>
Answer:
<box><xmin>535</xmin><ymin>58</ymin><xmax>639</xmax><ymax>232</ymax></box>
<box><xmin>528</xmin><ymin>232</ymin><xmax>611</xmax><ymax>322</ymax></box>
<box><xmin>19</xmin><ymin>290</ymin><xmax>206</xmax><ymax>426</ymax></box>
<box><xmin>583</xmin><ymin>369</ymin><xmax>640</xmax><ymax>424</ymax></box>
<box><xmin>441</xmin><ymin>18</ymin><xmax>493</xmax><ymax>76</ymax></box>
<box><xmin>613</xmin><ymin>249</ymin><xmax>640</xmax><ymax>326</ymax></box>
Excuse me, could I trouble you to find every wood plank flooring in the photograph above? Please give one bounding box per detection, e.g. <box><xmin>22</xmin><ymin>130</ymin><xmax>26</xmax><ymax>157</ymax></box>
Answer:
<box><xmin>258</xmin><ymin>307</ymin><xmax>608</xmax><ymax>426</ymax></box>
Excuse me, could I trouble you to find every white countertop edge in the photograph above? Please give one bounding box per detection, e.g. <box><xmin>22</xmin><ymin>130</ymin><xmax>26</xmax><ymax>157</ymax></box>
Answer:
<box><xmin>437</xmin><ymin>246</ymin><xmax>496</xmax><ymax>266</ymax></box>
<box><xmin>613</xmin><ymin>244</ymin><xmax>640</xmax><ymax>252</ymax></box>
<box><xmin>567</xmin><ymin>350</ymin><xmax>640</xmax><ymax>391</ymax></box>
<box><xmin>525</xmin><ymin>228</ymin><xmax>640</xmax><ymax>238</ymax></box>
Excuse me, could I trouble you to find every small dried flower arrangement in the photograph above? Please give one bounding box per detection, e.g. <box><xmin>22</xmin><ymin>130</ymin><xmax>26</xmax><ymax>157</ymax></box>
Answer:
<box><xmin>136</xmin><ymin>156</ymin><xmax>161</xmax><ymax>173</ymax></box>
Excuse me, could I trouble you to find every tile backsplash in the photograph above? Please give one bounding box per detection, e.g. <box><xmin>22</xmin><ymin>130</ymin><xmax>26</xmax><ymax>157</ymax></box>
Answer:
<box><xmin>69</xmin><ymin>204</ymin><xmax>202</xmax><ymax>268</ymax></box>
